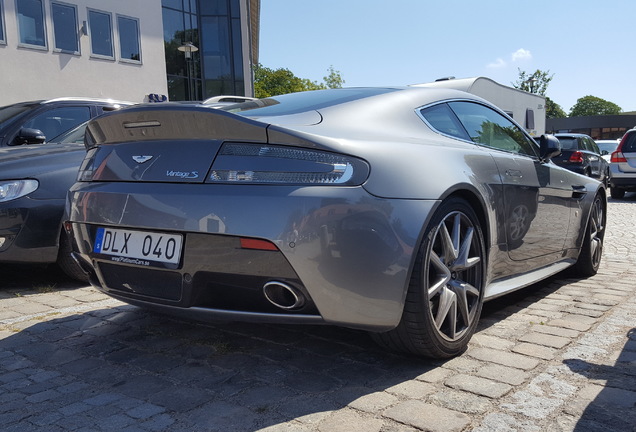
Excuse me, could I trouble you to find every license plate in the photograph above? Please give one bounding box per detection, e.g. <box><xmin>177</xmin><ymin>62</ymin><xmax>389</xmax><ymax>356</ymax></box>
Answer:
<box><xmin>93</xmin><ymin>227</ymin><xmax>183</xmax><ymax>266</ymax></box>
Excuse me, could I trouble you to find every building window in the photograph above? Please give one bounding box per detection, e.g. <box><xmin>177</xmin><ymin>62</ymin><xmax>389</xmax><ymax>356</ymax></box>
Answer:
<box><xmin>0</xmin><ymin>0</ymin><xmax>6</xmax><ymax>45</ymax></box>
<box><xmin>16</xmin><ymin>0</ymin><xmax>47</xmax><ymax>49</ymax></box>
<box><xmin>88</xmin><ymin>9</ymin><xmax>113</xmax><ymax>59</ymax></box>
<box><xmin>117</xmin><ymin>15</ymin><xmax>141</xmax><ymax>63</ymax></box>
<box><xmin>51</xmin><ymin>2</ymin><xmax>79</xmax><ymax>54</ymax></box>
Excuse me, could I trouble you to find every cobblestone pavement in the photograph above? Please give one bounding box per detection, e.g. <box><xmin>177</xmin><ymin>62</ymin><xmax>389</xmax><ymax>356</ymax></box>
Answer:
<box><xmin>1</xmin><ymin>197</ymin><xmax>635</xmax><ymax>432</ymax></box>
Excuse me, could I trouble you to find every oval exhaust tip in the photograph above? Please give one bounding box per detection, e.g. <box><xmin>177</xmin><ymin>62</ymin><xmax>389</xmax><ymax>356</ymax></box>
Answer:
<box><xmin>263</xmin><ymin>281</ymin><xmax>305</xmax><ymax>310</ymax></box>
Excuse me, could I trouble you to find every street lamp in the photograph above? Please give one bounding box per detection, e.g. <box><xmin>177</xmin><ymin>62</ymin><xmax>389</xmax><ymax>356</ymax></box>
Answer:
<box><xmin>178</xmin><ymin>42</ymin><xmax>199</xmax><ymax>100</ymax></box>
<box><xmin>526</xmin><ymin>77</ymin><xmax>538</xmax><ymax>94</ymax></box>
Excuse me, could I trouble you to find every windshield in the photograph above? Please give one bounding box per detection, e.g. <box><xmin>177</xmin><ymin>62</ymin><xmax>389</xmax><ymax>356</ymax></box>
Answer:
<box><xmin>0</xmin><ymin>103</ymin><xmax>37</xmax><ymax>129</ymax></box>
<box><xmin>220</xmin><ymin>88</ymin><xmax>398</xmax><ymax>118</ymax></box>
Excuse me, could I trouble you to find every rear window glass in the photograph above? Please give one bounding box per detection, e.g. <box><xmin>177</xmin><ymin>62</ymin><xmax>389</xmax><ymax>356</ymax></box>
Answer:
<box><xmin>556</xmin><ymin>137</ymin><xmax>578</xmax><ymax>150</ymax></box>
<box><xmin>622</xmin><ymin>132</ymin><xmax>636</xmax><ymax>153</ymax></box>
<box><xmin>223</xmin><ymin>88</ymin><xmax>397</xmax><ymax>118</ymax></box>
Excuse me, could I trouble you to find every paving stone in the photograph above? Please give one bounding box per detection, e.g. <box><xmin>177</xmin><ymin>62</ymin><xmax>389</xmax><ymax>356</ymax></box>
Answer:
<box><xmin>518</xmin><ymin>332</ymin><xmax>571</xmax><ymax>349</ymax></box>
<box><xmin>384</xmin><ymin>400</ymin><xmax>470</xmax><ymax>432</ymax></box>
<box><xmin>512</xmin><ymin>342</ymin><xmax>558</xmax><ymax>360</ymax></box>
<box><xmin>385</xmin><ymin>380</ymin><xmax>435</xmax><ymax>399</ymax></box>
<box><xmin>475</xmin><ymin>364</ymin><xmax>530</xmax><ymax>386</ymax></box>
<box><xmin>317</xmin><ymin>408</ymin><xmax>384</xmax><ymax>432</ymax></box>
<box><xmin>467</xmin><ymin>347</ymin><xmax>541</xmax><ymax>371</ymax></box>
<box><xmin>445</xmin><ymin>374</ymin><xmax>512</xmax><ymax>398</ymax></box>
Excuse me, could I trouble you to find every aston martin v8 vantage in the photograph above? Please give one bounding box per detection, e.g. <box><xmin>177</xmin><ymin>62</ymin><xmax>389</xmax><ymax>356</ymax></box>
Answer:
<box><xmin>66</xmin><ymin>87</ymin><xmax>606</xmax><ymax>358</ymax></box>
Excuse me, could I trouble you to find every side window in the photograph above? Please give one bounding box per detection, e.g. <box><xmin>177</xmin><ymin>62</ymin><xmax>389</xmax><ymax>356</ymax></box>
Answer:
<box><xmin>587</xmin><ymin>138</ymin><xmax>600</xmax><ymax>154</ymax></box>
<box><xmin>0</xmin><ymin>0</ymin><xmax>6</xmax><ymax>45</ymax></box>
<box><xmin>16</xmin><ymin>0</ymin><xmax>46</xmax><ymax>49</ymax></box>
<box><xmin>21</xmin><ymin>106</ymin><xmax>91</xmax><ymax>142</ymax></box>
<box><xmin>117</xmin><ymin>15</ymin><xmax>141</xmax><ymax>63</ymax></box>
<box><xmin>51</xmin><ymin>2</ymin><xmax>79</xmax><ymax>54</ymax></box>
<box><xmin>419</xmin><ymin>103</ymin><xmax>470</xmax><ymax>141</ymax></box>
<box><xmin>88</xmin><ymin>9</ymin><xmax>113</xmax><ymax>59</ymax></box>
<box><xmin>448</xmin><ymin>102</ymin><xmax>539</xmax><ymax>157</ymax></box>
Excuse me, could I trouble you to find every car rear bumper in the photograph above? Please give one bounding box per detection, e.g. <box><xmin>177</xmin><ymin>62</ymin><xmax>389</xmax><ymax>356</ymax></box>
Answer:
<box><xmin>68</xmin><ymin>182</ymin><xmax>437</xmax><ymax>331</ymax></box>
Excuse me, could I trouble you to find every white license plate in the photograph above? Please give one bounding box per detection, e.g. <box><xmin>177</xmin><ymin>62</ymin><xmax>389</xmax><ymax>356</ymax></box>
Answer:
<box><xmin>93</xmin><ymin>227</ymin><xmax>183</xmax><ymax>266</ymax></box>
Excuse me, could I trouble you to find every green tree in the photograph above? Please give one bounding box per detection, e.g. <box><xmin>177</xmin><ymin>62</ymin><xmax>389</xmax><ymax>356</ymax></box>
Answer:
<box><xmin>512</xmin><ymin>68</ymin><xmax>554</xmax><ymax>96</ymax></box>
<box><xmin>323</xmin><ymin>65</ymin><xmax>345</xmax><ymax>89</ymax></box>
<box><xmin>569</xmin><ymin>95</ymin><xmax>622</xmax><ymax>117</ymax></box>
<box><xmin>253</xmin><ymin>64</ymin><xmax>344</xmax><ymax>98</ymax></box>
<box><xmin>545</xmin><ymin>96</ymin><xmax>566</xmax><ymax>119</ymax></box>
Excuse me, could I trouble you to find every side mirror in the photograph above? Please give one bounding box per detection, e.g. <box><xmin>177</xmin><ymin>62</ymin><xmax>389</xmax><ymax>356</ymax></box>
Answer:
<box><xmin>601</xmin><ymin>150</ymin><xmax>609</xmax><ymax>155</ymax></box>
<box><xmin>539</xmin><ymin>134</ymin><xmax>561</xmax><ymax>162</ymax></box>
<box><xmin>12</xmin><ymin>128</ymin><xmax>46</xmax><ymax>146</ymax></box>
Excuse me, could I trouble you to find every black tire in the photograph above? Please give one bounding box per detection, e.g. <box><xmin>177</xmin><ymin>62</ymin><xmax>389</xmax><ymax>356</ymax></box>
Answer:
<box><xmin>571</xmin><ymin>194</ymin><xmax>605</xmax><ymax>277</ymax></box>
<box><xmin>57</xmin><ymin>231</ymin><xmax>89</xmax><ymax>283</ymax></box>
<box><xmin>610</xmin><ymin>187</ymin><xmax>625</xmax><ymax>199</ymax></box>
<box><xmin>371</xmin><ymin>197</ymin><xmax>486</xmax><ymax>358</ymax></box>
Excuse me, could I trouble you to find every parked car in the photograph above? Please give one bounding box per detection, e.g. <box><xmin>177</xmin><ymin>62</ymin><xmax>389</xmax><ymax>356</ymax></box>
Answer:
<box><xmin>0</xmin><ymin>99</ymin><xmax>132</xmax><ymax>280</ymax></box>
<box><xmin>552</xmin><ymin>133</ymin><xmax>609</xmax><ymax>185</ymax></box>
<box><xmin>609</xmin><ymin>129</ymin><xmax>636</xmax><ymax>199</ymax></box>
<box><xmin>596</xmin><ymin>139</ymin><xmax>620</xmax><ymax>162</ymax></box>
<box><xmin>66</xmin><ymin>87</ymin><xmax>606</xmax><ymax>358</ymax></box>
<box><xmin>0</xmin><ymin>98</ymin><xmax>131</xmax><ymax>147</ymax></box>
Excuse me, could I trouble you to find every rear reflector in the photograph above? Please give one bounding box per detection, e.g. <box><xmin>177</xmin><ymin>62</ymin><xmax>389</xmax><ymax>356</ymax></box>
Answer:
<box><xmin>240</xmin><ymin>238</ymin><xmax>278</xmax><ymax>251</ymax></box>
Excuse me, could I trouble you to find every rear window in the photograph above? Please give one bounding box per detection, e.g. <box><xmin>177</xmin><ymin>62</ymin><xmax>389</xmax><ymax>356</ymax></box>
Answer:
<box><xmin>223</xmin><ymin>88</ymin><xmax>397</xmax><ymax>118</ymax></box>
<box><xmin>621</xmin><ymin>131</ymin><xmax>636</xmax><ymax>153</ymax></box>
<box><xmin>556</xmin><ymin>137</ymin><xmax>578</xmax><ymax>150</ymax></box>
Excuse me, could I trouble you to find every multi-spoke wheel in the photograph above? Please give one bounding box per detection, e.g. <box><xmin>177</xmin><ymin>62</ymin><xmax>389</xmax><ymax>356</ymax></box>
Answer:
<box><xmin>572</xmin><ymin>194</ymin><xmax>605</xmax><ymax>276</ymax></box>
<box><xmin>371</xmin><ymin>197</ymin><xmax>486</xmax><ymax>358</ymax></box>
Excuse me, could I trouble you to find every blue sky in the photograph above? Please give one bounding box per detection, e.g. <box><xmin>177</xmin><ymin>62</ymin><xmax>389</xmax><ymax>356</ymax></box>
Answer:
<box><xmin>259</xmin><ymin>0</ymin><xmax>636</xmax><ymax>112</ymax></box>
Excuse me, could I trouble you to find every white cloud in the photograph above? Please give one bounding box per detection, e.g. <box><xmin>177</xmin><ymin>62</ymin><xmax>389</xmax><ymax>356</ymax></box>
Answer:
<box><xmin>487</xmin><ymin>58</ymin><xmax>506</xmax><ymax>69</ymax></box>
<box><xmin>512</xmin><ymin>48</ymin><xmax>532</xmax><ymax>62</ymax></box>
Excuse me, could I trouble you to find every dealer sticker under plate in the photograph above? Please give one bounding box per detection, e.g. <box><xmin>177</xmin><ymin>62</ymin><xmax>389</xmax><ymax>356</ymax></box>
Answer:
<box><xmin>93</xmin><ymin>227</ymin><xmax>183</xmax><ymax>266</ymax></box>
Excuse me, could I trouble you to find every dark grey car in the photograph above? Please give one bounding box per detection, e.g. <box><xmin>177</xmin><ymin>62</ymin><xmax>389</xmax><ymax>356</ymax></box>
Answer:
<box><xmin>67</xmin><ymin>87</ymin><xmax>606</xmax><ymax>358</ymax></box>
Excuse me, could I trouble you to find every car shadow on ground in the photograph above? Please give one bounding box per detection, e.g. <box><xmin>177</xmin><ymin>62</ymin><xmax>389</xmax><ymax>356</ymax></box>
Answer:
<box><xmin>564</xmin><ymin>328</ymin><xmax>636</xmax><ymax>431</ymax></box>
<box><xmin>0</xmin><ymin>276</ymin><xmax>558</xmax><ymax>431</ymax></box>
<box><xmin>0</xmin><ymin>264</ymin><xmax>86</xmax><ymax>290</ymax></box>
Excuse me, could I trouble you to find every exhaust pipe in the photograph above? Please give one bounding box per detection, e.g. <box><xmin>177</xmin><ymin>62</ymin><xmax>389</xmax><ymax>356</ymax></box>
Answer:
<box><xmin>263</xmin><ymin>281</ymin><xmax>305</xmax><ymax>310</ymax></box>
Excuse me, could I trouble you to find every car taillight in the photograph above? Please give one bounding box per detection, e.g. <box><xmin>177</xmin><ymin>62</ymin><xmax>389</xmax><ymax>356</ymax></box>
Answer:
<box><xmin>611</xmin><ymin>151</ymin><xmax>627</xmax><ymax>163</ymax></box>
<box><xmin>568</xmin><ymin>151</ymin><xmax>584</xmax><ymax>163</ymax></box>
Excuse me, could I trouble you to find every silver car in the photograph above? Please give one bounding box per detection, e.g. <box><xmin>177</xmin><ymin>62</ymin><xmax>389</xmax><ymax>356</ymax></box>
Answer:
<box><xmin>66</xmin><ymin>87</ymin><xmax>606</xmax><ymax>358</ymax></box>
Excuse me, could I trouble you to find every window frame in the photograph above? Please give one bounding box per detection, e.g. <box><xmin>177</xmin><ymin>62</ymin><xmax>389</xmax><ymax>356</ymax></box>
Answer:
<box><xmin>15</xmin><ymin>0</ymin><xmax>47</xmax><ymax>50</ymax></box>
<box><xmin>87</xmin><ymin>8</ymin><xmax>114</xmax><ymax>60</ymax></box>
<box><xmin>418</xmin><ymin>99</ymin><xmax>540</xmax><ymax>159</ymax></box>
<box><xmin>0</xmin><ymin>0</ymin><xmax>6</xmax><ymax>45</ymax></box>
<box><xmin>116</xmin><ymin>14</ymin><xmax>141</xmax><ymax>64</ymax></box>
<box><xmin>51</xmin><ymin>1</ymin><xmax>79</xmax><ymax>54</ymax></box>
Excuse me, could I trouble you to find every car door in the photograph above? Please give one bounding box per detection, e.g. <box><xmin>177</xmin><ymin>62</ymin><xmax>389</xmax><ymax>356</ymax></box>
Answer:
<box><xmin>447</xmin><ymin>101</ymin><xmax>573</xmax><ymax>261</ymax></box>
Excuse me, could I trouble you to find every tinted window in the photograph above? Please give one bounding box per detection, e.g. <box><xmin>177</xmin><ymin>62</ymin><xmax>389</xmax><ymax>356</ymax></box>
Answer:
<box><xmin>557</xmin><ymin>137</ymin><xmax>578</xmax><ymax>150</ymax></box>
<box><xmin>448</xmin><ymin>101</ymin><xmax>538</xmax><ymax>157</ymax></box>
<box><xmin>16</xmin><ymin>0</ymin><xmax>46</xmax><ymax>47</ymax></box>
<box><xmin>622</xmin><ymin>132</ymin><xmax>636</xmax><ymax>153</ymax></box>
<box><xmin>419</xmin><ymin>103</ymin><xmax>470</xmax><ymax>141</ymax></box>
<box><xmin>21</xmin><ymin>106</ymin><xmax>91</xmax><ymax>141</ymax></box>
<box><xmin>52</xmin><ymin>2</ymin><xmax>79</xmax><ymax>53</ymax></box>
<box><xmin>0</xmin><ymin>0</ymin><xmax>6</xmax><ymax>44</ymax></box>
<box><xmin>587</xmin><ymin>138</ymin><xmax>600</xmax><ymax>153</ymax></box>
<box><xmin>0</xmin><ymin>104</ymin><xmax>35</xmax><ymax>128</ymax></box>
<box><xmin>89</xmin><ymin>10</ymin><xmax>113</xmax><ymax>58</ymax></box>
<box><xmin>118</xmin><ymin>16</ymin><xmax>141</xmax><ymax>62</ymax></box>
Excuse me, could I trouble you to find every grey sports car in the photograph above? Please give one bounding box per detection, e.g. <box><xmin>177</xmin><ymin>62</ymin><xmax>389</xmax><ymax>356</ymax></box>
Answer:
<box><xmin>66</xmin><ymin>87</ymin><xmax>606</xmax><ymax>358</ymax></box>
